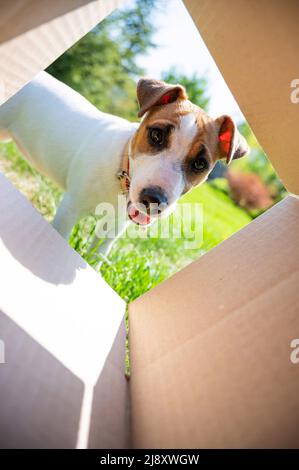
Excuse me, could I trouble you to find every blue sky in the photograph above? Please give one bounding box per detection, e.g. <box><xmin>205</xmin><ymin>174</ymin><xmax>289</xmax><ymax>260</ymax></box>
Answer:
<box><xmin>125</xmin><ymin>0</ymin><xmax>245</xmax><ymax>123</ymax></box>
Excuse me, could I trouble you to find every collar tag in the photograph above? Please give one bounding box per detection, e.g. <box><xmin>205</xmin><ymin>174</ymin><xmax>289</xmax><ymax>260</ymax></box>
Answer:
<box><xmin>117</xmin><ymin>136</ymin><xmax>132</xmax><ymax>193</ymax></box>
<box><xmin>117</xmin><ymin>170</ymin><xmax>130</xmax><ymax>181</ymax></box>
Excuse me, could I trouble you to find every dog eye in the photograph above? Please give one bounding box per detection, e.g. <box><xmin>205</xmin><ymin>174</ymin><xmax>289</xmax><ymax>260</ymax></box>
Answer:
<box><xmin>190</xmin><ymin>150</ymin><xmax>209</xmax><ymax>173</ymax></box>
<box><xmin>149</xmin><ymin>127</ymin><xmax>164</xmax><ymax>147</ymax></box>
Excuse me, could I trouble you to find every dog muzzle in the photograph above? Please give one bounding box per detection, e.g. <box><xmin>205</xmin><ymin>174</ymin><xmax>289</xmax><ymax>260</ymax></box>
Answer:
<box><xmin>127</xmin><ymin>201</ymin><xmax>151</xmax><ymax>225</ymax></box>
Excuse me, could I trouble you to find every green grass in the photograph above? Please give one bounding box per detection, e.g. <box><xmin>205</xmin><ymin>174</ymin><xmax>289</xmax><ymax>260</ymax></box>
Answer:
<box><xmin>0</xmin><ymin>141</ymin><xmax>62</xmax><ymax>221</ymax></box>
<box><xmin>0</xmin><ymin>141</ymin><xmax>252</xmax><ymax>302</ymax></box>
<box><xmin>98</xmin><ymin>184</ymin><xmax>251</xmax><ymax>302</ymax></box>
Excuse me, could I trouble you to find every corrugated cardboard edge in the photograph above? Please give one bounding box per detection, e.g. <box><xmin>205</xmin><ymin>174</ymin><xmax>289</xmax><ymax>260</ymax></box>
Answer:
<box><xmin>0</xmin><ymin>174</ymin><xmax>129</xmax><ymax>448</ymax></box>
<box><xmin>129</xmin><ymin>196</ymin><xmax>299</xmax><ymax>448</ymax></box>
<box><xmin>183</xmin><ymin>0</ymin><xmax>299</xmax><ymax>195</ymax></box>
<box><xmin>0</xmin><ymin>0</ymin><xmax>125</xmax><ymax>104</ymax></box>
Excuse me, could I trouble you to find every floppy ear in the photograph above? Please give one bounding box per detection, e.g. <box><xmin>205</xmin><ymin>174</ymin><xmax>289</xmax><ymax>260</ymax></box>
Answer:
<box><xmin>137</xmin><ymin>78</ymin><xmax>188</xmax><ymax>117</ymax></box>
<box><xmin>215</xmin><ymin>115</ymin><xmax>250</xmax><ymax>164</ymax></box>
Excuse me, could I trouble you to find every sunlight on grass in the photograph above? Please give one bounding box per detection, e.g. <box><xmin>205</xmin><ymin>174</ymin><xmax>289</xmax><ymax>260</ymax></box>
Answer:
<box><xmin>98</xmin><ymin>185</ymin><xmax>251</xmax><ymax>302</ymax></box>
<box><xmin>0</xmin><ymin>141</ymin><xmax>251</xmax><ymax>302</ymax></box>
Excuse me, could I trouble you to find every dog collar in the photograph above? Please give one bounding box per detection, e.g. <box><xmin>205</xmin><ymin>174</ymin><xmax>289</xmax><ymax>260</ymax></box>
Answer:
<box><xmin>117</xmin><ymin>137</ymin><xmax>152</xmax><ymax>226</ymax></box>
<box><xmin>117</xmin><ymin>139</ymin><xmax>131</xmax><ymax>193</ymax></box>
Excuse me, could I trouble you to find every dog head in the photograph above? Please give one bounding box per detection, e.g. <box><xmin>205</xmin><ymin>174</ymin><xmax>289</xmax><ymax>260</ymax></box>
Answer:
<box><xmin>127</xmin><ymin>78</ymin><xmax>249</xmax><ymax>224</ymax></box>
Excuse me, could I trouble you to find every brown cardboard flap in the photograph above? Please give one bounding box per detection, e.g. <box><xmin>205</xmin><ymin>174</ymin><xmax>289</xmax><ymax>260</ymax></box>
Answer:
<box><xmin>0</xmin><ymin>0</ymin><xmax>124</xmax><ymax>105</ymax></box>
<box><xmin>0</xmin><ymin>174</ymin><xmax>128</xmax><ymax>448</ymax></box>
<box><xmin>0</xmin><ymin>0</ymin><xmax>97</xmax><ymax>44</ymax></box>
<box><xmin>0</xmin><ymin>312</ymin><xmax>84</xmax><ymax>448</ymax></box>
<box><xmin>129</xmin><ymin>196</ymin><xmax>299</xmax><ymax>448</ymax></box>
<box><xmin>183</xmin><ymin>0</ymin><xmax>299</xmax><ymax>195</ymax></box>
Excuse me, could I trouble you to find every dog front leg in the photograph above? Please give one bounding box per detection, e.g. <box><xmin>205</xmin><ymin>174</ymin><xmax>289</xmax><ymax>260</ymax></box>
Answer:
<box><xmin>90</xmin><ymin>218</ymin><xmax>130</xmax><ymax>268</ymax></box>
<box><xmin>52</xmin><ymin>193</ymin><xmax>79</xmax><ymax>240</ymax></box>
<box><xmin>90</xmin><ymin>222</ymin><xmax>118</xmax><ymax>258</ymax></box>
<box><xmin>97</xmin><ymin>235</ymin><xmax>116</xmax><ymax>257</ymax></box>
<box><xmin>87</xmin><ymin>229</ymin><xmax>117</xmax><ymax>271</ymax></box>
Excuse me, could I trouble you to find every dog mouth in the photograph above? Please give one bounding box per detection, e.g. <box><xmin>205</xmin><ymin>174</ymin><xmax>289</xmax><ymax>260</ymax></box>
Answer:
<box><xmin>127</xmin><ymin>201</ymin><xmax>151</xmax><ymax>225</ymax></box>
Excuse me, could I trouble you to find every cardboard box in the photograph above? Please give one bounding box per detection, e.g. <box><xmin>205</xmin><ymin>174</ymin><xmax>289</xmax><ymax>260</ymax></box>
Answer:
<box><xmin>0</xmin><ymin>0</ymin><xmax>124</xmax><ymax>105</ymax></box>
<box><xmin>184</xmin><ymin>0</ymin><xmax>299</xmax><ymax>195</ymax></box>
<box><xmin>0</xmin><ymin>174</ymin><xmax>129</xmax><ymax>448</ymax></box>
<box><xmin>129</xmin><ymin>195</ymin><xmax>299</xmax><ymax>448</ymax></box>
<box><xmin>0</xmin><ymin>0</ymin><xmax>298</xmax><ymax>449</ymax></box>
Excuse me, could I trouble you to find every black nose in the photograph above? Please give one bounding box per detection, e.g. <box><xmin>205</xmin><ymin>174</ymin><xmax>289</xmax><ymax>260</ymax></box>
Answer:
<box><xmin>139</xmin><ymin>186</ymin><xmax>168</xmax><ymax>211</ymax></box>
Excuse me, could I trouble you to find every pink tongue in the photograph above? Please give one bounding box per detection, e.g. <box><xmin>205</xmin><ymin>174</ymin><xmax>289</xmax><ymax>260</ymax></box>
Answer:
<box><xmin>128</xmin><ymin>204</ymin><xmax>151</xmax><ymax>225</ymax></box>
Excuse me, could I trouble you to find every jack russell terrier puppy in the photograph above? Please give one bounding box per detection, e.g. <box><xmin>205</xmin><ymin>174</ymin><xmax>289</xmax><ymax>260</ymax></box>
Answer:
<box><xmin>0</xmin><ymin>71</ymin><xmax>249</xmax><ymax>256</ymax></box>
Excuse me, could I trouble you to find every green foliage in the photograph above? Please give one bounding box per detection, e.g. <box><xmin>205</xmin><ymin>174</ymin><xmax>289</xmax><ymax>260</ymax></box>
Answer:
<box><xmin>232</xmin><ymin>122</ymin><xmax>287</xmax><ymax>202</ymax></box>
<box><xmin>162</xmin><ymin>67</ymin><xmax>210</xmax><ymax>111</ymax></box>
<box><xmin>1</xmin><ymin>0</ymin><xmax>280</xmax><ymax>305</ymax></box>
<box><xmin>107</xmin><ymin>0</ymin><xmax>157</xmax><ymax>74</ymax></box>
<box><xmin>98</xmin><ymin>184</ymin><xmax>250</xmax><ymax>302</ymax></box>
<box><xmin>0</xmin><ymin>139</ymin><xmax>251</xmax><ymax>303</ymax></box>
<box><xmin>0</xmin><ymin>141</ymin><xmax>62</xmax><ymax>221</ymax></box>
<box><xmin>47</xmin><ymin>0</ymin><xmax>158</xmax><ymax>121</ymax></box>
<box><xmin>67</xmin><ymin>183</ymin><xmax>251</xmax><ymax>302</ymax></box>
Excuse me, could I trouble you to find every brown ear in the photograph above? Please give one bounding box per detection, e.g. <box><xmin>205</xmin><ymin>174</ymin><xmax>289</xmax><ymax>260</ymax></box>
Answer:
<box><xmin>137</xmin><ymin>78</ymin><xmax>188</xmax><ymax>117</ymax></box>
<box><xmin>215</xmin><ymin>115</ymin><xmax>250</xmax><ymax>164</ymax></box>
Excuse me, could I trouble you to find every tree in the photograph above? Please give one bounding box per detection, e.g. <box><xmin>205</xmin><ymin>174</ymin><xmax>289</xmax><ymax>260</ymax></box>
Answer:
<box><xmin>162</xmin><ymin>67</ymin><xmax>209</xmax><ymax>111</ymax></box>
<box><xmin>47</xmin><ymin>0</ymin><xmax>158</xmax><ymax>121</ymax></box>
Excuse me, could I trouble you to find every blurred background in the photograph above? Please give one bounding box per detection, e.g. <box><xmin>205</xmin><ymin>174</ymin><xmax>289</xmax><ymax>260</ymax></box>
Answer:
<box><xmin>0</xmin><ymin>0</ymin><xmax>286</xmax><ymax>302</ymax></box>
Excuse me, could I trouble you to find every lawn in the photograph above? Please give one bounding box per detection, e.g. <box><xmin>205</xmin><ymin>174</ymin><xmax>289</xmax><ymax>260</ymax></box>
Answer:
<box><xmin>0</xmin><ymin>141</ymin><xmax>252</xmax><ymax>302</ymax></box>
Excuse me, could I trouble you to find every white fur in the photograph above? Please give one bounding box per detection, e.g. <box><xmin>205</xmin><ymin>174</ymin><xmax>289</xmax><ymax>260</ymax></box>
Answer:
<box><xmin>0</xmin><ymin>73</ymin><xmax>203</xmax><ymax>259</ymax></box>
<box><xmin>0</xmin><ymin>72</ymin><xmax>138</xmax><ymax>253</ymax></box>
<box><xmin>129</xmin><ymin>113</ymin><xmax>198</xmax><ymax>207</ymax></box>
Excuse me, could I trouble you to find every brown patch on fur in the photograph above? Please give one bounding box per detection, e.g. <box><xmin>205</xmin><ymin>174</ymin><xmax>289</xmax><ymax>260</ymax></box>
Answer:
<box><xmin>132</xmin><ymin>100</ymin><xmax>204</xmax><ymax>157</ymax></box>
<box><xmin>182</xmin><ymin>108</ymin><xmax>220</xmax><ymax>187</ymax></box>
<box><xmin>193</xmin><ymin>110</ymin><xmax>220</xmax><ymax>163</ymax></box>
<box><xmin>137</xmin><ymin>78</ymin><xmax>188</xmax><ymax>117</ymax></box>
<box><xmin>131</xmin><ymin>99</ymin><xmax>222</xmax><ymax>190</ymax></box>
<box><xmin>131</xmin><ymin>100</ymin><xmax>187</xmax><ymax>157</ymax></box>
